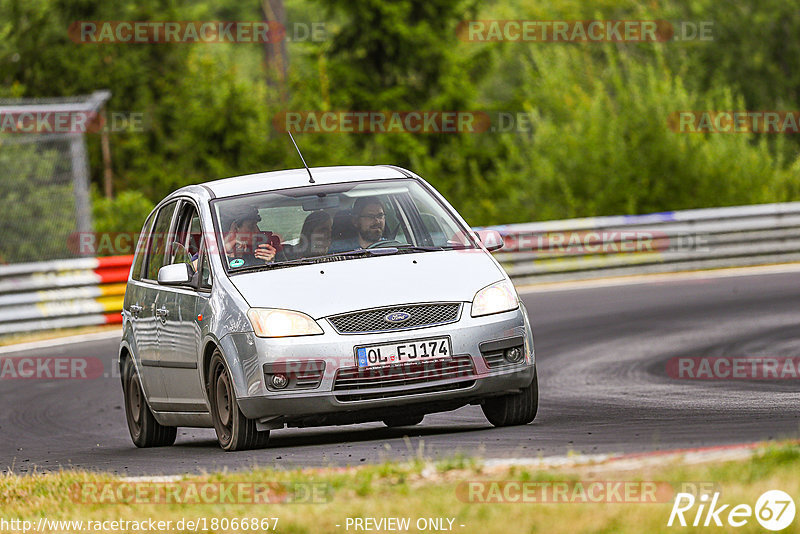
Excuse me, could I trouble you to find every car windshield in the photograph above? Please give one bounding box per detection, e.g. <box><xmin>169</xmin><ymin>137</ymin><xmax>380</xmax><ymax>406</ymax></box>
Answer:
<box><xmin>211</xmin><ymin>179</ymin><xmax>478</xmax><ymax>272</ymax></box>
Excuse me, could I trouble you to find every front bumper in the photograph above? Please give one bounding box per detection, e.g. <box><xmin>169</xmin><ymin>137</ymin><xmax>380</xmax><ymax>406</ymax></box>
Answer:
<box><xmin>239</xmin><ymin>365</ymin><xmax>534</xmax><ymax>426</ymax></box>
<box><xmin>224</xmin><ymin>304</ymin><xmax>536</xmax><ymax>423</ymax></box>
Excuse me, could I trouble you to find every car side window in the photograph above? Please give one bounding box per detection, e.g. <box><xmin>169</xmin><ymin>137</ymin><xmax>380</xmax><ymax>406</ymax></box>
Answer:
<box><xmin>169</xmin><ymin>202</ymin><xmax>201</xmax><ymax>266</ymax></box>
<box><xmin>144</xmin><ymin>200</ymin><xmax>178</xmax><ymax>281</ymax></box>
<box><xmin>199</xmin><ymin>249</ymin><xmax>212</xmax><ymax>290</ymax></box>
<box><xmin>131</xmin><ymin>214</ymin><xmax>155</xmax><ymax>281</ymax></box>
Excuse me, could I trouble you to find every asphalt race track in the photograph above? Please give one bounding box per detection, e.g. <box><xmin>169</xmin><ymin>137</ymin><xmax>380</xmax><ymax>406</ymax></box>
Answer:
<box><xmin>2</xmin><ymin>269</ymin><xmax>799</xmax><ymax>476</ymax></box>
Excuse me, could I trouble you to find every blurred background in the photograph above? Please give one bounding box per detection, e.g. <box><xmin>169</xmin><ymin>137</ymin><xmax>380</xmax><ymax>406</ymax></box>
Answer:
<box><xmin>1</xmin><ymin>0</ymin><xmax>799</xmax><ymax>262</ymax></box>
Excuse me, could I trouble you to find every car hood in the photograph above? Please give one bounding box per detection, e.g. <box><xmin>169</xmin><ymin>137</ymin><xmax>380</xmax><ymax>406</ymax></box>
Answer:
<box><xmin>228</xmin><ymin>250</ymin><xmax>506</xmax><ymax>318</ymax></box>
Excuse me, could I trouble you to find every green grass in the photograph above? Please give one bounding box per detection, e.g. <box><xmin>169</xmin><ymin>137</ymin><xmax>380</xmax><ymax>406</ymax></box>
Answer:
<box><xmin>2</xmin><ymin>442</ymin><xmax>799</xmax><ymax>533</ymax></box>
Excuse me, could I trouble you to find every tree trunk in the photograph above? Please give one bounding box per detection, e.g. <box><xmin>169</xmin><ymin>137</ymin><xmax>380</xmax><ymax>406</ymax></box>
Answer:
<box><xmin>261</xmin><ymin>0</ymin><xmax>289</xmax><ymax>103</ymax></box>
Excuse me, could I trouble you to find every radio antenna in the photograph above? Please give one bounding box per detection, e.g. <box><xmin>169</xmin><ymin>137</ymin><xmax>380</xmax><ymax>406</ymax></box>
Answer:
<box><xmin>288</xmin><ymin>132</ymin><xmax>315</xmax><ymax>184</ymax></box>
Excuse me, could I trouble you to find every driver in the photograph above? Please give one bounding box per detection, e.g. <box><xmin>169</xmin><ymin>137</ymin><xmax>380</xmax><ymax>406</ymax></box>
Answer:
<box><xmin>352</xmin><ymin>196</ymin><xmax>386</xmax><ymax>249</ymax></box>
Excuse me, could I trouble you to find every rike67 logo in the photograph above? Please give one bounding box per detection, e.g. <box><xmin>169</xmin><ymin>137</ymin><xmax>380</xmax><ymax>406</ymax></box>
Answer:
<box><xmin>668</xmin><ymin>490</ymin><xmax>795</xmax><ymax>531</ymax></box>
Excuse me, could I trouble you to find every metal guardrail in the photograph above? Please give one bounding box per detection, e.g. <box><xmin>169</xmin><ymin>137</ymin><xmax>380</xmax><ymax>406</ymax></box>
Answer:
<box><xmin>0</xmin><ymin>256</ymin><xmax>130</xmax><ymax>336</ymax></box>
<box><xmin>0</xmin><ymin>202</ymin><xmax>799</xmax><ymax>336</ymax></box>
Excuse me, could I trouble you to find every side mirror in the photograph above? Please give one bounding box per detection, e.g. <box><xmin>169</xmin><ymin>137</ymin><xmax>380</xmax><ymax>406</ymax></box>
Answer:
<box><xmin>477</xmin><ymin>230</ymin><xmax>504</xmax><ymax>252</ymax></box>
<box><xmin>158</xmin><ymin>263</ymin><xmax>194</xmax><ymax>286</ymax></box>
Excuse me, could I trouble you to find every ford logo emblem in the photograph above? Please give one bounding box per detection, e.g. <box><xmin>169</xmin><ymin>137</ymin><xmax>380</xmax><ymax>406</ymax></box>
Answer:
<box><xmin>385</xmin><ymin>312</ymin><xmax>411</xmax><ymax>323</ymax></box>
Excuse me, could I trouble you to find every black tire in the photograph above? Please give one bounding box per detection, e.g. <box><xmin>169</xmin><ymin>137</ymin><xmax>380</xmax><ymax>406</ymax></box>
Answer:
<box><xmin>208</xmin><ymin>350</ymin><xmax>270</xmax><ymax>451</ymax></box>
<box><xmin>481</xmin><ymin>369</ymin><xmax>539</xmax><ymax>427</ymax></box>
<box><xmin>382</xmin><ymin>414</ymin><xmax>424</xmax><ymax>428</ymax></box>
<box><xmin>122</xmin><ymin>357</ymin><xmax>177</xmax><ymax>448</ymax></box>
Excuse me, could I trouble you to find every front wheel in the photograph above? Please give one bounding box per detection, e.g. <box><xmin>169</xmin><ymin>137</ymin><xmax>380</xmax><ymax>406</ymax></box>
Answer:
<box><xmin>122</xmin><ymin>357</ymin><xmax>177</xmax><ymax>448</ymax></box>
<box><xmin>208</xmin><ymin>350</ymin><xmax>270</xmax><ymax>451</ymax></box>
<box><xmin>481</xmin><ymin>370</ymin><xmax>539</xmax><ymax>427</ymax></box>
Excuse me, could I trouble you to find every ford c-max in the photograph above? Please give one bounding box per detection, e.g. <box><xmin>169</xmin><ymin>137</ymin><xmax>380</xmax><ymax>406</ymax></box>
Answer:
<box><xmin>120</xmin><ymin>165</ymin><xmax>537</xmax><ymax>451</ymax></box>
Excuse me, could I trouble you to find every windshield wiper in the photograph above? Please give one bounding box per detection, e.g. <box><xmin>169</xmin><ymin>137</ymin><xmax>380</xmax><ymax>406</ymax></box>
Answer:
<box><xmin>229</xmin><ymin>256</ymin><xmax>321</xmax><ymax>274</ymax></box>
<box><xmin>229</xmin><ymin>248</ymin><xmax>402</xmax><ymax>274</ymax></box>
<box><xmin>394</xmin><ymin>245</ymin><xmax>445</xmax><ymax>252</ymax></box>
<box><xmin>394</xmin><ymin>244</ymin><xmax>471</xmax><ymax>253</ymax></box>
<box><xmin>334</xmin><ymin>247</ymin><xmax>399</xmax><ymax>257</ymax></box>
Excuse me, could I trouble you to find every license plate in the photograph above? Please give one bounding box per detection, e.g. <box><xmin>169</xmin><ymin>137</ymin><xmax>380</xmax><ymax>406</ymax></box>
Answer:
<box><xmin>355</xmin><ymin>336</ymin><xmax>452</xmax><ymax>368</ymax></box>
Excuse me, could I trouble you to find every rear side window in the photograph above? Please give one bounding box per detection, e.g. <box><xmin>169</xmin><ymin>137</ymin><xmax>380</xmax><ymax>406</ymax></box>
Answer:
<box><xmin>144</xmin><ymin>201</ymin><xmax>178</xmax><ymax>280</ymax></box>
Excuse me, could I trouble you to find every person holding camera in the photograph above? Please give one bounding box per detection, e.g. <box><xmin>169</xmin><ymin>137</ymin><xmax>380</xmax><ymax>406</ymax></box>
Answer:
<box><xmin>222</xmin><ymin>206</ymin><xmax>283</xmax><ymax>266</ymax></box>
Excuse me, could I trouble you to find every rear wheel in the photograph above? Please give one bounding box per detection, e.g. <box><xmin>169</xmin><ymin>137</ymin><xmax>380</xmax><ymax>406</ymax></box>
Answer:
<box><xmin>122</xmin><ymin>357</ymin><xmax>177</xmax><ymax>447</ymax></box>
<box><xmin>382</xmin><ymin>414</ymin><xmax>424</xmax><ymax>428</ymax></box>
<box><xmin>481</xmin><ymin>369</ymin><xmax>538</xmax><ymax>427</ymax></box>
<box><xmin>208</xmin><ymin>350</ymin><xmax>270</xmax><ymax>451</ymax></box>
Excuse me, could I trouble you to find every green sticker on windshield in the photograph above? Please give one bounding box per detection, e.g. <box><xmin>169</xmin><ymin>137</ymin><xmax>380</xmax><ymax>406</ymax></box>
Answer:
<box><xmin>229</xmin><ymin>258</ymin><xmax>245</xmax><ymax>268</ymax></box>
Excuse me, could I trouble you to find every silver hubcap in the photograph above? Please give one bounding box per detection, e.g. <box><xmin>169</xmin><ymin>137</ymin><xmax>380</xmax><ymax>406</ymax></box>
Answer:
<box><xmin>128</xmin><ymin>375</ymin><xmax>142</xmax><ymax>425</ymax></box>
<box><xmin>215</xmin><ymin>372</ymin><xmax>231</xmax><ymax>428</ymax></box>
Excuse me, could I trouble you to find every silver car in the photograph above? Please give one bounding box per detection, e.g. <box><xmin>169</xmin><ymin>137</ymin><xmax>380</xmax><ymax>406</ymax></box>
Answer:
<box><xmin>119</xmin><ymin>165</ymin><xmax>537</xmax><ymax>451</ymax></box>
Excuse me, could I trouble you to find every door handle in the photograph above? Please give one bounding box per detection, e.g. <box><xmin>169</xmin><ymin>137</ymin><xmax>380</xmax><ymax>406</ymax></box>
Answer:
<box><xmin>129</xmin><ymin>304</ymin><xmax>143</xmax><ymax>318</ymax></box>
<box><xmin>155</xmin><ymin>307</ymin><xmax>169</xmax><ymax>321</ymax></box>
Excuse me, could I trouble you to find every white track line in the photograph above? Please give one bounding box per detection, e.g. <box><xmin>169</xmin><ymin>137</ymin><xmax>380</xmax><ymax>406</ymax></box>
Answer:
<box><xmin>482</xmin><ymin>441</ymin><xmax>776</xmax><ymax>472</ymax></box>
<box><xmin>119</xmin><ymin>475</ymin><xmax>184</xmax><ymax>483</ymax></box>
<box><xmin>0</xmin><ymin>328</ymin><xmax>122</xmax><ymax>355</ymax></box>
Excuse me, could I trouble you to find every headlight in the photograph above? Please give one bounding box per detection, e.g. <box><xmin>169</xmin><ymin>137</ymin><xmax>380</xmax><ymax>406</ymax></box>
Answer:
<box><xmin>247</xmin><ymin>308</ymin><xmax>324</xmax><ymax>338</ymax></box>
<box><xmin>471</xmin><ymin>280</ymin><xmax>519</xmax><ymax>317</ymax></box>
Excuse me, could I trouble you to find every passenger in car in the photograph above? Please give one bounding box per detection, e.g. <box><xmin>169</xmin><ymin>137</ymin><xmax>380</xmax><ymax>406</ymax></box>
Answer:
<box><xmin>222</xmin><ymin>206</ymin><xmax>280</xmax><ymax>266</ymax></box>
<box><xmin>329</xmin><ymin>208</ymin><xmax>357</xmax><ymax>253</ymax></box>
<box><xmin>292</xmin><ymin>210</ymin><xmax>333</xmax><ymax>258</ymax></box>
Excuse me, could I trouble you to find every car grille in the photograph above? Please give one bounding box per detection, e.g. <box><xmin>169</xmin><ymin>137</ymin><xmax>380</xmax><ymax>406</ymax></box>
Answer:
<box><xmin>333</xmin><ymin>355</ymin><xmax>475</xmax><ymax>401</ymax></box>
<box><xmin>328</xmin><ymin>303</ymin><xmax>461</xmax><ymax>334</ymax></box>
<box><xmin>335</xmin><ymin>382</ymin><xmax>474</xmax><ymax>402</ymax></box>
